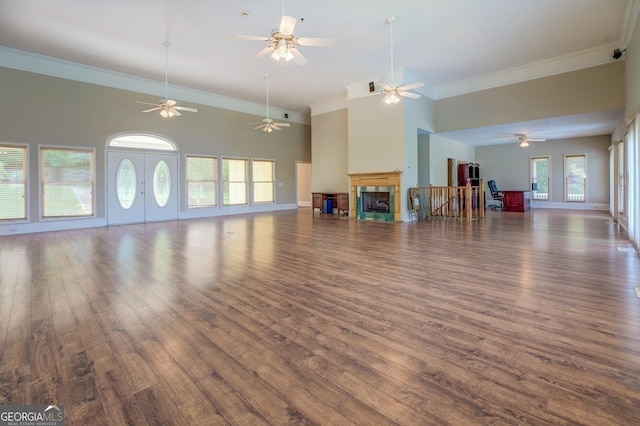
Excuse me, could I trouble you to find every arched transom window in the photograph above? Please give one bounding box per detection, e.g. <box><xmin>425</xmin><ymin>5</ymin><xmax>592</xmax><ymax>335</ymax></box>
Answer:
<box><xmin>107</xmin><ymin>133</ymin><xmax>177</xmax><ymax>151</ymax></box>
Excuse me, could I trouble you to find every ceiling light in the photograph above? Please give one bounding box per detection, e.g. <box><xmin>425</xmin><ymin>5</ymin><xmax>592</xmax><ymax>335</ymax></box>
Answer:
<box><xmin>383</xmin><ymin>90</ymin><xmax>401</xmax><ymax>105</ymax></box>
<box><xmin>270</xmin><ymin>40</ymin><xmax>293</xmax><ymax>62</ymax></box>
<box><xmin>519</xmin><ymin>140</ymin><xmax>529</xmax><ymax>147</ymax></box>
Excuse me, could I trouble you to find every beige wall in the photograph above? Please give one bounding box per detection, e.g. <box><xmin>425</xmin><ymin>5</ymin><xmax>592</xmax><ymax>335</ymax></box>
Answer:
<box><xmin>0</xmin><ymin>67</ymin><xmax>311</xmax><ymax>231</ymax></box>
<box><xmin>429</xmin><ymin>135</ymin><xmax>475</xmax><ymax>186</ymax></box>
<box><xmin>435</xmin><ymin>62</ymin><xmax>625</xmax><ymax>133</ymax></box>
<box><xmin>475</xmin><ymin>135</ymin><xmax>610</xmax><ymax>208</ymax></box>
<box><xmin>310</xmin><ymin>108</ymin><xmax>348</xmax><ymax>192</ymax></box>
<box><xmin>348</xmin><ymin>95</ymin><xmax>405</xmax><ymax>173</ymax></box>
<box><xmin>417</xmin><ymin>134</ymin><xmax>430</xmax><ymax>187</ymax></box>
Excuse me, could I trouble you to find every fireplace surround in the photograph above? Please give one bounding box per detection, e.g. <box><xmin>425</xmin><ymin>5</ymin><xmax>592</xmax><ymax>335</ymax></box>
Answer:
<box><xmin>348</xmin><ymin>171</ymin><xmax>402</xmax><ymax>221</ymax></box>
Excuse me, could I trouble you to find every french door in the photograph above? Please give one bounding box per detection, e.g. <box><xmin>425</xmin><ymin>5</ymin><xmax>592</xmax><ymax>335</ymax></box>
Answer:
<box><xmin>107</xmin><ymin>151</ymin><xmax>178</xmax><ymax>225</ymax></box>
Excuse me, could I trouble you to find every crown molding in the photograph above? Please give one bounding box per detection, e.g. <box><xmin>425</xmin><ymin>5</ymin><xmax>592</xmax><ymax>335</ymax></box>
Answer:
<box><xmin>0</xmin><ymin>46</ymin><xmax>310</xmax><ymax>125</ymax></box>
<box><xmin>433</xmin><ymin>42</ymin><xmax>621</xmax><ymax>100</ymax></box>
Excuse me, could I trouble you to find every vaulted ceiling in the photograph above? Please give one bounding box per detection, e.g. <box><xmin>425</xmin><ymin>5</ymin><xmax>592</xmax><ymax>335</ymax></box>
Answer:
<box><xmin>0</xmin><ymin>0</ymin><xmax>638</xmax><ymax>144</ymax></box>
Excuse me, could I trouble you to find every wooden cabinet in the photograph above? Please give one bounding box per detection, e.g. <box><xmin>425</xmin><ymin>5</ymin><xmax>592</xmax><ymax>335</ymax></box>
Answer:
<box><xmin>336</xmin><ymin>193</ymin><xmax>349</xmax><ymax>213</ymax></box>
<box><xmin>502</xmin><ymin>190</ymin><xmax>531</xmax><ymax>212</ymax></box>
<box><xmin>312</xmin><ymin>193</ymin><xmax>348</xmax><ymax>216</ymax></box>
<box><xmin>458</xmin><ymin>163</ymin><xmax>480</xmax><ymax>186</ymax></box>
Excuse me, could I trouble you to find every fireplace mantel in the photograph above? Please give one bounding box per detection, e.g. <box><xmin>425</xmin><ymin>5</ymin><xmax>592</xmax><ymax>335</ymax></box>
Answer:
<box><xmin>348</xmin><ymin>171</ymin><xmax>402</xmax><ymax>221</ymax></box>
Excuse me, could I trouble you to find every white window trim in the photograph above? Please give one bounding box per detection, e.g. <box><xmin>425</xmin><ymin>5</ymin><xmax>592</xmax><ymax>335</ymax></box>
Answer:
<box><xmin>186</xmin><ymin>154</ymin><xmax>218</xmax><ymax>209</ymax></box>
<box><xmin>106</xmin><ymin>131</ymin><xmax>179</xmax><ymax>152</ymax></box>
<box><xmin>251</xmin><ymin>158</ymin><xmax>276</xmax><ymax>205</ymax></box>
<box><xmin>222</xmin><ymin>157</ymin><xmax>249</xmax><ymax>207</ymax></box>
<box><xmin>0</xmin><ymin>142</ymin><xmax>30</xmax><ymax>223</ymax></box>
<box><xmin>530</xmin><ymin>155</ymin><xmax>550</xmax><ymax>201</ymax></box>
<box><xmin>39</xmin><ymin>144</ymin><xmax>96</xmax><ymax>221</ymax></box>
<box><xmin>564</xmin><ymin>153</ymin><xmax>587</xmax><ymax>203</ymax></box>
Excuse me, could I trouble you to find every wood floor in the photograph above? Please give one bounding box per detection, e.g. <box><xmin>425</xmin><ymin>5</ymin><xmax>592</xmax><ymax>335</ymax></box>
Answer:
<box><xmin>1</xmin><ymin>208</ymin><xmax>640</xmax><ymax>425</ymax></box>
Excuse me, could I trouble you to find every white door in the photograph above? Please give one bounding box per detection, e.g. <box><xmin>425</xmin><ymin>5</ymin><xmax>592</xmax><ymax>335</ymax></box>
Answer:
<box><xmin>143</xmin><ymin>153</ymin><xmax>178</xmax><ymax>222</ymax></box>
<box><xmin>107</xmin><ymin>151</ymin><xmax>178</xmax><ymax>225</ymax></box>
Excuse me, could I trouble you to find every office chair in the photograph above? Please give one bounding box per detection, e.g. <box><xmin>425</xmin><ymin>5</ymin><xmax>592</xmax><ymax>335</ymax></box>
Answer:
<box><xmin>487</xmin><ymin>180</ymin><xmax>503</xmax><ymax>210</ymax></box>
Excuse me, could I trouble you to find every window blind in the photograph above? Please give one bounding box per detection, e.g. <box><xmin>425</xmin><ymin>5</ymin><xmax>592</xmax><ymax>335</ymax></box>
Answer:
<box><xmin>0</xmin><ymin>145</ymin><xmax>27</xmax><ymax>220</ymax></box>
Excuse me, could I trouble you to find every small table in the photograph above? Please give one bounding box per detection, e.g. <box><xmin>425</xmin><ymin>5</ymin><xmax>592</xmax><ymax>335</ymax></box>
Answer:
<box><xmin>502</xmin><ymin>190</ymin><xmax>531</xmax><ymax>212</ymax></box>
<box><xmin>312</xmin><ymin>192</ymin><xmax>349</xmax><ymax>215</ymax></box>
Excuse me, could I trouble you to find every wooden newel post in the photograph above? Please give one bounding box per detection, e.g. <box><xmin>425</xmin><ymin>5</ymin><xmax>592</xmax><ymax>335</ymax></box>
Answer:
<box><xmin>479</xmin><ymin>179</ymin><xmax>485</xmax><ymax>219</ymax></box>
<box><xmin>466</xmin><ymin>181</ymin><xmax>472</xmax><ymax>222</ymax></box>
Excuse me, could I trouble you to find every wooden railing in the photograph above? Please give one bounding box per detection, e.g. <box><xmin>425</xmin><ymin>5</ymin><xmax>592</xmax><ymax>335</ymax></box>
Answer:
<box><xmin>412</xmin><ymin>180</ymin><xmax>484</xmax><ymax>221</ymax></box>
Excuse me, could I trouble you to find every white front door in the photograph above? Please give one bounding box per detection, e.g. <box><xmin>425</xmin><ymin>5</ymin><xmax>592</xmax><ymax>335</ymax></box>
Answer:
<box><xmin>107</xmin><ymin>151</ymin><xmax>178</xmax><ymax>225</ymax></box>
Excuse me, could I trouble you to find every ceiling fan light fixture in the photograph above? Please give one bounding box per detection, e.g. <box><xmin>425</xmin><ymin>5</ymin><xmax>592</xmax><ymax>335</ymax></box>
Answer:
<box><xmin>519</xmin><ymin>140</ymin><xmax>529</xmax><ymax>147</ymax></box>
<box><xmin>270</xmin><ymin>40</ymin><xmax>293</xmax><ymax>62</ymax></box>
<box><xmin>383</xmin><ymin>91</ymin><xmax>401</xmax><ymax>105</ymax></box>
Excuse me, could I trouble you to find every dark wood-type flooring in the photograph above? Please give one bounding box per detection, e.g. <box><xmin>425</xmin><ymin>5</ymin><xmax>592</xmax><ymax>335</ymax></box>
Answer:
<box><xmin>1</xmin><ymin>208</ymin><xmax>640</xmax><ymax>425</ymax></box>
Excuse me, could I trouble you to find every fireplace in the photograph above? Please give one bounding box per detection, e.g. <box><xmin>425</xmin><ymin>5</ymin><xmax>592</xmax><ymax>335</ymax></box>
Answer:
<box><xmin>357</xmin><ymin>187</ymin><xmax>394</xmax><ymax>220</ymax></box>
<box><xmin>362</xmin><ymin>191</ymin><xmax>390</xmax><ymax>213</ymax></box>
<box><xmin>348</xmin><ymin>171</ymin><xmax>402</xmax><ymax>222</ymax></box>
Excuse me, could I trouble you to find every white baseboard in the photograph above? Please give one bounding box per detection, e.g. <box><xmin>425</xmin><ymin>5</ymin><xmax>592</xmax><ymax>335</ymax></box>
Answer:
<box><xmin>531</xmin><ymin>201</ymin><xmax>609</xmax><ymax>210</ymax></box>
<box><xmin>0</xmin><ymin>204</ymin><xmax>299</xmax><ymax>235</ymax></box>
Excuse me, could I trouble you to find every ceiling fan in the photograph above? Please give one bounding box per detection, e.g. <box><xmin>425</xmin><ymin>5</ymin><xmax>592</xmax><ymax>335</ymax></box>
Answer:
<box><xmin>374</xmin><ymin>16</ymin><xmax>424</xmax><ymax>105</ymax></box>
<box><xmin>253</xmin><ymin>75</ymin><xmax>290</xmax><ymax>133</ymax></box>
<box><xmin>517</xmin><ymin>134</ymin><xmax>546</xmax><ymax>147</ymax></box>
<box><xmin>232</xmin><ymin>0</ymin><xmax>334</xmax><ymax>66</ymax></box>
<box><xmin>138</xmin><ymin>41</ymin><xmax>198</xmax><ymax>118</ymax></box>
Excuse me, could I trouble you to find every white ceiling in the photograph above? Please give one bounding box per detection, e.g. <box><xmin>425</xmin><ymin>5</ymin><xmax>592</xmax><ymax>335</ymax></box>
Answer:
<box><xmin>0</xmin><ymin>0</ymin><xmax>638</xmax><ymax>145</ymax></box>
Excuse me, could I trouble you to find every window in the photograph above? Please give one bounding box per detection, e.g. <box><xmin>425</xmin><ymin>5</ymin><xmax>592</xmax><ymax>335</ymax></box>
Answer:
<box><xmin>0</xmin><ymin>144</ymin><xmax>28</xmax><ymax>221</ymax></box>
<box><xmin>116</xmin><ymin>158</ymin><xmax>136</xmax><ymax>209</ymax></box>
<box><xmin>530</xmin><ymin>156</ymin><xmax>549</xmax><ymax>201</ymax></box>
<box><xmin>41</xmin><ymin>147</ymin><xmax>94</xmax><ymax>218</ymax></box>
<box><xmin>253</xmin><ymin>159</ymin><xmax>275</xmax><ymax>204</ymax></box>
<box><xmin>187</xmin><ymin>156</ymin><xmax>217</xmax><ymax>208</ymax></box>
<box><xmin>108</xmin><ymin>133</ymin><xmax>177</xmax><ymax>151</ymax></box>
<box><xmin>565</xmin><ymin>154</ymin><xmax>586</xmax><ymax>202</ymax></box>
<box><xmin>153</xmin><ymin>160</ymin><xmax>171</xmax><ymax>207</ymax></box>
<box><xmin>222</xmin><ymin>158</ymin><xmax>247</xmax><ymax>206</ymax></box>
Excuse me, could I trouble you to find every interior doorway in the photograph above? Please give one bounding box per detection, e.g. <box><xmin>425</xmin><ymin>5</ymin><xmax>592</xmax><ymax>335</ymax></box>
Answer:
<box><xmin>296</xmin><ymin>161</ymin><xmax>311</xmax><ymax>207</ymax></box>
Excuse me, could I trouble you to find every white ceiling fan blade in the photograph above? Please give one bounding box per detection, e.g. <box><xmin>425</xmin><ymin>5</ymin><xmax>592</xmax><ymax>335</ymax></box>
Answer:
<box><xmin>254</xmin><ymin>124</ymin><xmax>265</xmax><ymax>130</ymax></box>
<box><xmin>279</xmin><ymin>15</ymin><xmax>297</xmax><ymax>36</ymax></box>
<box><xmin>379</xmin><ymin>82</ymin><xmax>393</xmax><ymax>91</ymax></box>
<box><xmin>399</xmin><ymin>82</ymin><xmax>425</xmax><ymax>91</ymax></box>
<box><xmin>527</xmin><ymin>138</ymin><xmax>547</xmax><ymax>142</ymax></box>
<box><xmin>142</xmin><ymin>107</ymin><xmax>161</xmax><ymax>113</ymax></box>
<box><xmin>232</xmin><ymin>34</ymin><xmax>269</xmax><ymax>41</ymax></box>
<box><xmin>271</xmin><ymin>125</ymin><xmax>282</xmax><ymax>131</ymax></box>
<box><xmin>273</xmin><ymin>122</ymin><xmax>290</xmax><ymax>127</ymax></box>
<box><xmin>175</xmin><ymin>106</ymin><xmax>198</xmax><ymax>112</ymax></box>
<box><xmin>172</xmin><ymin>109</ymin><xmax>182</xmax><ymax>117</ymax></box>
<box><xmin>296</xmin><ymin>37</ymin><xmax>335</xmax><ymax>47</ymax></box>
<box><xmin>399</xmin><ymin>91</ymin><xmax>421</xmax><ymax>99</ymax></box>
<box><xmin>290</xmin><ymin>48</ymin><xmax>309</xmax><ymax>66</ymax></box>
<box><xmin>254</xmin><ymin>45</ymin><xmax>275</xmax><ymax>59</ymax></box>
